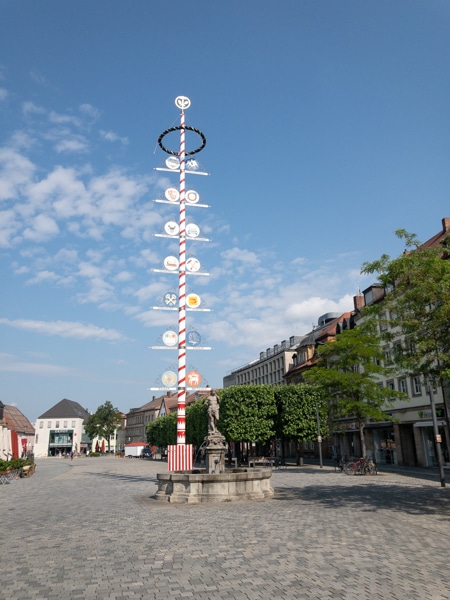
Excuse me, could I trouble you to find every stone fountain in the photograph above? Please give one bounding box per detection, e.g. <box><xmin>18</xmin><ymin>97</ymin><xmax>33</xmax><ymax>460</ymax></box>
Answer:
<box><xmin>154</xmin><ymin>391</ymin><xmax>274</xmax><ymax>503</ymax></box>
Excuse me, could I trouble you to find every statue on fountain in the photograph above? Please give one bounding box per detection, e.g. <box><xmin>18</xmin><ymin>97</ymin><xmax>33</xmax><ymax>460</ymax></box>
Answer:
<box><xmin>206</xmin><ymin>389</ymin><xmax>220</xmax><ymax>435</ymax></box>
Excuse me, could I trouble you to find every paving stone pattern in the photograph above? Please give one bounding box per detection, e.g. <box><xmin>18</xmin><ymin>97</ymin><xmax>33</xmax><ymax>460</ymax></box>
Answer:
<box><xmin>1</xmin><ymin>457</ymin><xmax>450</xmax><ymax>600</ymax></box>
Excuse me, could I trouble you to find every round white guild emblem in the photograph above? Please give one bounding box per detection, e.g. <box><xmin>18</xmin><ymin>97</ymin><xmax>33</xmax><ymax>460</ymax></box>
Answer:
<box><xmin>175</xmin><ymin>96</ymin><xmax>191</xmax><ymax>110</ymax></box>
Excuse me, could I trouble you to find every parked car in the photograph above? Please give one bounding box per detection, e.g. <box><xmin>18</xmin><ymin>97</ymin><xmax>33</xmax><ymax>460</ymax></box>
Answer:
<box><xmin>140</xmin><ymin>447</ymin><xmax>152</xmax><ymax>459</ymax></box>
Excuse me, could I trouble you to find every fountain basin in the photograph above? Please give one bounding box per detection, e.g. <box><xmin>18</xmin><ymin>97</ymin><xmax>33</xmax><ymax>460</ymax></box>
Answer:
<box><xmin>155</xmin><ymin>467</ymin><xmax>274</xmax><ymax>503</ymax></box>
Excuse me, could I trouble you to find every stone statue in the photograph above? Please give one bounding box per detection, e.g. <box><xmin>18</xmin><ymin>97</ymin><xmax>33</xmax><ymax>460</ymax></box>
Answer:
<box><xmin>206</xmin><ymin>389</ymin><xmax>220</xmax><ymax>435</ymax></box>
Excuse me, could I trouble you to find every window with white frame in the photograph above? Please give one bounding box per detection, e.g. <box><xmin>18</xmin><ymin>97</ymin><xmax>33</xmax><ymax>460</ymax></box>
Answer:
<box><xmin>412</xmin><ymin>376</ymin><xmax>421</xmax><ymax>395</ymax></box>
<box><xmin>39</xmin><ymin>421</ymin><xmax>43</xmax><ymax>429</ymax></box>
<box><xmin>399</xmin><ymin>378</ymin><xmax>408</xmax><ymax>394</ymax></box>
<box><xmin>47</xmin><ymin>421</ymin><xmax>51</xmax><ymax>428</ymax></box>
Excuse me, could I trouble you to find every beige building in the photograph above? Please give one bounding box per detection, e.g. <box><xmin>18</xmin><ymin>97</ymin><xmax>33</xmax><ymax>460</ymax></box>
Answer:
<box><xmin>223</xmin><ymin>336</ymin><xmax>302</xmax><ymax>388</ymax></box>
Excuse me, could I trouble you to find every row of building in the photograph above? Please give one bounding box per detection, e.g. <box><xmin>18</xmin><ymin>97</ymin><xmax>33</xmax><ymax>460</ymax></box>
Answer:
<box><xmin>1</xmin><ymin>391</ymin><xmax>211</xmax><ymax>460</ymax></box>
<box><xmin>223</xmin><ymin>217</ymin><xmax>450</xmax><ymax>468</ymax></box>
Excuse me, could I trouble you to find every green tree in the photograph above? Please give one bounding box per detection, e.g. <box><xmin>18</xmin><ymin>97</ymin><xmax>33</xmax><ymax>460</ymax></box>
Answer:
<box><xmin>186</xmin><ymin>398</ymin><xmax>208</xmax><ymax>447</ymax></box>
<box><xmin>146</xmin><ymin>413</ymin><xmax>177</xmax><ymax>449</ymax></box>
<box><xmin>303</xmin><ymin>322</ymin><xmax>407</xmax><ymax>458</ymax></box>
<box><xmin>219</xmin><ymin>385</ymin><xmax>277</xmax><ymax>444</ymax></box>
<box><xmin>361</xmin><ymin>228</ymin><xmax>450</xmax><ymax>384</ymax></box>
<box><xmin>275</xmin><ymin>385</ymin><xmax>328</xmax><ymax>464</ymax></box>
<box><xmin>84</xmin><ymin>401</ymin><xmax>122</xmax><ymax>452</ymax></box>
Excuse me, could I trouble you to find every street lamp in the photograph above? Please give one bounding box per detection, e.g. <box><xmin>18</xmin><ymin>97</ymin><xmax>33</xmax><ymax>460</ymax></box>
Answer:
<box><xmin>315</xmin><ymin>400</ymin><xmax>323</xmax><ymax>468</ymax></box>
<box><xmin>426</xmin><ymin>377</ymin><xmax>445</xmax><ymax>488</ymax></box>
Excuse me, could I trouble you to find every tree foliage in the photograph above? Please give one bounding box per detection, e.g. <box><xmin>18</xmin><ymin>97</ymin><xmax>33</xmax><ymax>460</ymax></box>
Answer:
<box><xmin>362</xmin><ymin>228</ymin><xmax>450</xmax><ymax>384</ymax></box>
<box><xmin>302</xmin><ymin>321</ymin><xmax>407</xmax><ymax>457</ymax></box>
<box><xmin>275</xmin><ymin>384</ymin><xmax>328</xmax><ymax>443</ymax></box>
<box><xmin>146</xmin><ymin>412</ymin><xmax>177</xmax><ymax>448</ymax></box>
<box><xmin>186</xmin><ymin>398</ymin><xmax>208</xmax><ymax>447</ymax></box>
<box><xmin>84</xmin><ymin>401</ymin><xmax>122</xmax><ymax>452</ymax></box>
<box><xmin>219</xmin><ymin>385</ymin><xmax>277</xmax><ymax>443</ymax></box>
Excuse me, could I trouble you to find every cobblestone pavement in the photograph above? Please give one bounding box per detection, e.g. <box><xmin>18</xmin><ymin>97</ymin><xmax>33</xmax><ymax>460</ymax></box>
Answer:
<box><xmin>1</xmin><ymin>457</ymin><xmax>450</xmax><ymax>600</ymax></box>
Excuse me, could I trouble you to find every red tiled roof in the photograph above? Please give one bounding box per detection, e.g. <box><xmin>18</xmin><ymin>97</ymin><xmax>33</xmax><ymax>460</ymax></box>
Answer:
<box><xmin>420</xmin><ymin>217</ymin><xmax>450</xmax><ymax>251</ymax></box>
<box><xmin>2</xmin><ymin>405</ymin><xmax>35</xmax><ymax>435</ymax></box>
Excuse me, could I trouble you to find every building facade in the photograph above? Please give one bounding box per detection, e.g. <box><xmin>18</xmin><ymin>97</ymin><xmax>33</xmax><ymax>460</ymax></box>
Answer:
<box><xmin>34</xmin><ymin>399</ymin><xmax>90</xmax><ymax>458</ymax></box>
<box><xmin>223</xmin><ymin>336</ymin><xmax>302</xmax><ymax>388</ymax></box>
<box><xmin>0</xmin><ymin>402</ymin><xmax>35</xmax><ymax>459</ymax></box>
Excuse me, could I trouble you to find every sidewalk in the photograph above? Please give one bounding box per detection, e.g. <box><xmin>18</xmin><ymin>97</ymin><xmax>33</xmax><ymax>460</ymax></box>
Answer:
<box><xmin>1</xmin><ymin>456</ymin><xmax>449</xmax><ymax>599</ymax></box>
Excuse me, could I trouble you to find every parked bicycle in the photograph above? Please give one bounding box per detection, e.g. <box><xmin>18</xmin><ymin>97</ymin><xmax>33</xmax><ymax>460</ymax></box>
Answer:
<box><xmin>344</xmin><ymin>457</ymin><xmax>377</xmax><ymax>475</ymax></box>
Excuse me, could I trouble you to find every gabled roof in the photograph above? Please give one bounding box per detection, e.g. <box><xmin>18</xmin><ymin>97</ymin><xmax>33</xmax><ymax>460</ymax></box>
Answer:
<box><xmin>420</xmin><ymin>217</ymin><xmax>450</xmax><ymax>251</ymax></box>
<box><xmin>159</xmin><ymin>391</ymin><xmax>208</xmax><ymax>415</ymax></box>
<box><xmin>2</xmin><ymin>405</ymin><xmax>35</xmax><ymax>435</ymax></box>
<box><xmin>38</xmin><ymin>398</ymin><xmax>90</xmax><ymax>422</ymax></box>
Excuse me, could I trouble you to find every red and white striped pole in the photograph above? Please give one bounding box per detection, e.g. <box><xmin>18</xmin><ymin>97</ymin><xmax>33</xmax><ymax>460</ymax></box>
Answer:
<box><xmin>177</xmin><ymin>104</ymin><xmax>187</xmax><ymax>446</ymax></box>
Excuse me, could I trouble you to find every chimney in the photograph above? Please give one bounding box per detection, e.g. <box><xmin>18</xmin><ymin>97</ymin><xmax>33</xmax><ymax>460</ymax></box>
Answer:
<box><xmin>353</xmin><ymin>294</ymin><xmax>365</xmax><ymax>311</ymax></box>
<box><xmin>442</xmin><ymin>217</ymin><xmax>450</xmax><ymax>233</ymax></box>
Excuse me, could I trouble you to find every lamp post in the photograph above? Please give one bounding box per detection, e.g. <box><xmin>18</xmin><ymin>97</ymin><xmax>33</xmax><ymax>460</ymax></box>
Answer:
<box><xmin>426</xmin><ymin>377</ymin><xmax>445</xmax><ymax>488</ymax></box>
<box><xmin>315</xmin><ymin>400</ymin><xmax>323</xmax><ymax>468</ymax></box>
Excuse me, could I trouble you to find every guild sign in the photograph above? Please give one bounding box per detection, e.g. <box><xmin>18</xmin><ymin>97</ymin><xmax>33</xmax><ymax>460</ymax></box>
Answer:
<box><xmin>186</xmin><ymin>190</ymin><xmax>199</xmax><ymax>204</ymax></box>
<box><xmin>175</xmin><ymin>96</ymin><xmax>191</xmax><ymax>110</ymax></box>
<box><xmin>186</xmin><ymin>223</ymin><xmax>200</xmax><ymax>238</ymax></box>
<box><xmin>186</xmin><ymin>293</ymin><xmax>201</xmax><ymax>308</ymax></box>
<box><xmin>162</xmin><ymin>371</ymin><xmax>177</xmax><ymax>387</ymax></box>
<box><xmin>164</xmin><ymin>256</ymin><xmax>179</xmax><ymax>271</ymax></box>
<box><xmin>162</xmin><ymin>330</ymin><xmax>178</xmax><ymax>347</ymax></box>
<box><xmin>186</xmin><ymin>159</ymin><xmax>199</xmax><ymax>170</ymax></box>
<box><xmin>186</xmin><ymin>257</ymin><xmax>200</xmax><ymax>272</ymax></box>
<box><xmin>165</xmin><ymin>188</ymin><xmax>179</xmax><ymax>202</ymax></box>
<box><xmin>164</xmin><ymin>221</ymin><xmax>179</xmax><ymax>236</ymax></box>
<box><xmin>163</xmin><ymin>292</ymin><xmax>177</xmax><ymax>307</ymax></box>
<box><xmin>186</xmin><ymin>370</ymin><xmax>202</xmax><ymax>387</ymax></box>
<box><xmin>165</xmin><ymin>156</ymin><xmax>180</xmax><ymax>170</ymax></box>
<box><xmin>187</xmin><ymin>331</ymin><xmax>201</xmax><ymax>346</ymax></box>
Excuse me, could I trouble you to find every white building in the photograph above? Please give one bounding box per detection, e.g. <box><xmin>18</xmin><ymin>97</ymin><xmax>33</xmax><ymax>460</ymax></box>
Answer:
<box><xmin>34</xmin><ymin>399</ymin><xmax>90</xmax><ymax>458</ymax></box>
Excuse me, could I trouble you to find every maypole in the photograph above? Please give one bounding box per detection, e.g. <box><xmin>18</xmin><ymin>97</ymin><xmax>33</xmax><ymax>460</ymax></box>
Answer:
<box><xmin>153</xmin><ymin>96</ymin><xmax>209</xmax><ymax>471</ymax></box>
<box><xmin>177</xmin><ymin>101</ymin><xmax>187</xmax><ymax>446</ymax></box>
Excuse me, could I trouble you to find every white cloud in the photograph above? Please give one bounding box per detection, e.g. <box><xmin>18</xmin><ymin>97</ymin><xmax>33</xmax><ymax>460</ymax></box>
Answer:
<box><xmin>48</xmin><ymin>110</ymin><xmax>81</xmax><ymax>127</ymax></box>
<box><xmin>0</xmin><ymin>148</ymin><xmax>36</xmax><ymax>201</ymax></box>
<box><xmin>0</xmin><ymin>87</ymin><xmax>8</xmax><ymax>101</ymax></box>
<box><xmin>55</xmin><ymin>137</ymin><xmax>89</xmax><ymax>154</ymax></box>
<box><xmin>22</xmin><ymin>101</ymin><xmax>46</xmax><ymax>116</ymax></box>
<box><xmin>221</xmin><ymin>247</ymin><xmax>260</xmax><ymax>266</ymax></box>
<box><xmin>0</xmin><ymin>318</ymin><xmax>129</xmax><ymax>341</ymax></box>
<box><xmin>0</xmin><ymin>359</ymin><xmax>77</xmax><ymax>376</ymax></box>
<box><xmin>22</xmin><ymin>214</ymin><xmax>59</xmax><ymax>242</ymax></box>
<box><xmin>79</xmin><ymin>103</ymin><xmax>101</xmax><ymax>121</ymax></box>
<box><xmin>100</xmin><ymin>129</ymin><xmax>129</xmax><ymax>145</ymax></box>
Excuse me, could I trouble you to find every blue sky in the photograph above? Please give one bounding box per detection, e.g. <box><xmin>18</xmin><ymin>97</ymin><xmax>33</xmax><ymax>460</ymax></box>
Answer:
<box><xmin>1</xmin><ymin>0</ymin><xmax>449</xmax><ymax>423</ymax></box>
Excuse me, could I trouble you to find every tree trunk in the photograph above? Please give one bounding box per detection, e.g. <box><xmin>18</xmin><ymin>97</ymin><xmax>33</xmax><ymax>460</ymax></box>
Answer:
<box><xmin>359</xmin><ymin>425</ymin><xmax>366</xmax><ymax>458</ymax></box>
